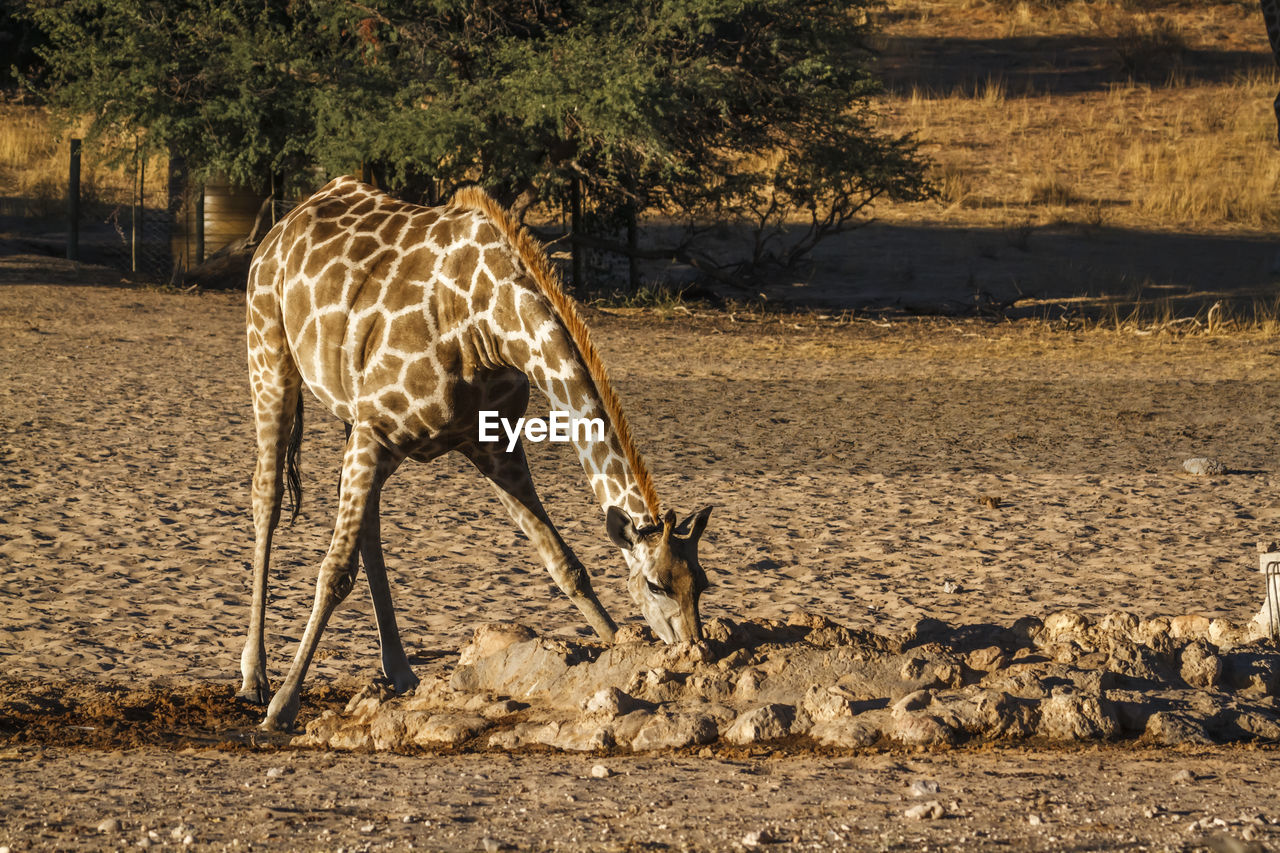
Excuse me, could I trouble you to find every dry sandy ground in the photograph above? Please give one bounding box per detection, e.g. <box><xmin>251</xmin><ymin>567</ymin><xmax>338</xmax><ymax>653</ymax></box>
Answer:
<box><xmin>3</xmin><ymin>258</ymin><xmax>1280</xmax><ymax>849</ymax></box>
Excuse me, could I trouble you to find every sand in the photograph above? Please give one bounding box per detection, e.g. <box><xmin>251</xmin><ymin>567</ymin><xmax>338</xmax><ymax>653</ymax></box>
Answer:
<box><xmin>3</xmin><ymin>261</ymin><xmax>1280</xmax><ymax>849</ymax></box>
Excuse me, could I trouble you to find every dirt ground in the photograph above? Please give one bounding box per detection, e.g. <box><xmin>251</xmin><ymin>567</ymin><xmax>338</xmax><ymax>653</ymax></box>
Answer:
<box><xmin>3</xmin><ymin>256</ymin><xmax>1280</xmax><ymax>849</ymax></box>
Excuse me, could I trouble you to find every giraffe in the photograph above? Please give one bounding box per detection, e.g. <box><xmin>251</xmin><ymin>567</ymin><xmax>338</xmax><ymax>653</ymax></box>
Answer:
<box><xmin>1264</xmin><ymin>0</ymin><xmax>1280</xmax><ymax>142</ymax></box>
<box><xmin>240</xmin><ymin>176</ymin><xmax>714</xmax><ymax>731</ymax></box>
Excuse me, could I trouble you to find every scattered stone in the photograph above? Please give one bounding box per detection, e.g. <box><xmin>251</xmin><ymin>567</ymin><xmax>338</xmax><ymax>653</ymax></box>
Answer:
<box><xmin>904</xmin><ymin>801</ymin><xmax>945</xmax><ymax>820</ymax></box>
<box><xmin>1145</xmin><ymin>711</ymin><xmax>1213</xmax><ymax>746</ymax></box>
<box><xmin>1028</xmin><ymin>814</ymin><xmax>1043</xmax><ymax>826</ymax></box>
<box><xmin>801</xmin><ymin>686</ymin><xmax>855</xmax><ymax>723</ymax></box>
<box><xmin>480</xmin><ymin>837</ymin><xmax>504</xmax><ymax>852</ymax></box>
<box><xmin>724</xmin><ymin>704</ymin><xmax>794</xmax><ymax>745</ymax></box>
<box><xmin>1038</xmin><ymin>691</ymin><xmax>1118</xmax><ymax>741</ymax></box>
<box><xmin>891</xmin><ymin>713</ymin><xmax>955</xmax><ymax>747</ymax></box>
<box><xmin>808</xmin><ymin>717</ymin><xmax>882</xmax><ymax>748</ymax></box>
<box><xmin>583</xmin><ymin>687</ymin><xmax>638</xmax><ymax>717</ymax></box>
<box><xmin>630</xmin><ymin>712</ymin><xmax>717</xmax><ymax>752</ymax></box>
<box><xmin>97</xmin><ymin>818</ymin><xmax>121</xmax><ymax>834</ymax></box>
<box><xmin>1171</xmin><ymin>768</ymin><xmax>1196</xmax><ymax>784</ymax></box>
<box><xmin>909</xmin><ymin>779</ymin><xmax>940</xmax><ymax>797</ymax></box>
<box><xmin>458</xmin><ymin>622</ymin><xmax>537</xmax><ymax>666</ymax></box>
<box><xmin>1183</xmin><ymin>457</ymin><xmax>1226</xmax><ymax>476</ymax></box>
<box><xmin>1180</xmin><ymin>642</ymin><xmax>1223</xmax><ymax>689</ymax></box>
<box><xmin>741</xmin><ymin>829</ymin><xmax>772</xmax><ymax>847</ymax></box>
<box><xmin>265</xmin><ymin>766</ymin><xmax>286</xmax><ymax>778</ymax></box>
<box><xmin>589</xmin><ymin>764</ymin><xmax>612</xmax><ymax>779</ymax></box>
<box><xmin>405</xmin><ymin>713</ymin><xmax>489</xmax><ymax>747</ymax></box>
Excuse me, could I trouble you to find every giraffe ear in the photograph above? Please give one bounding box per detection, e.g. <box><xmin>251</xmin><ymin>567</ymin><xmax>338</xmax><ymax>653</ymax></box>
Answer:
<box><xmin>674</xmin><ymin>506</ymin><xmax>713</xmax><ymax>542</ymax></box>
<box><xmin>606</xmin><ymin>506</ymin><xmax>638</xmax><ymax>550</ymax></box>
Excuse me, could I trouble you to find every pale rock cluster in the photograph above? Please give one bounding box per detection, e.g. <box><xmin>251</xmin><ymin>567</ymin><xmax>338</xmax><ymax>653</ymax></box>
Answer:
<box><xmin>294</xmin><ymin>608</ymin><xmax>1280</xmax><ymax>752</ymax></box>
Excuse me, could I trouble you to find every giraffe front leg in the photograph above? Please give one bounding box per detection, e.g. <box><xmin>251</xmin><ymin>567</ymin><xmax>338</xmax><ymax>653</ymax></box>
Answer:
<box><xmin>262</xmin><ymin>425</ymin><xmax>399</xmax><ymax>731</ymax></box>
<box><xmin>361</xmin><ymin>493</ymin><xmax>418</xmax><ymax>694</ymax></box>
<box><xmin>460</xmin><ymin>441</ymin><xmax>618</xmax><ymax>643</ymax></box>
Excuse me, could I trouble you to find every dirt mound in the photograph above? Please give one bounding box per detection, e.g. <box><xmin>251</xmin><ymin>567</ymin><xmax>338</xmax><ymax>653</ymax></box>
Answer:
<box><xmin>296</xmin><ymin>610</ymin><xmax>1280</xmax><ymax>753</ymax></box>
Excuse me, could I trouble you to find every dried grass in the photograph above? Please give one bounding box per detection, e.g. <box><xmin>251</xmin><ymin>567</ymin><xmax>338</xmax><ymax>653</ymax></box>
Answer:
<box><xmin>0</xmin><ymin>105</ymin><xmax>166</xmax><ymax>220</ymax></box>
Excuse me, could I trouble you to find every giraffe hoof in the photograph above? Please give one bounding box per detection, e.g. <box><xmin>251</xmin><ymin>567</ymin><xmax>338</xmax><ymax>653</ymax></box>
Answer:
<box><xmin>236</xmin><ymin>684</ymin><xmax>271</xmax><ymax>705</ymax></box>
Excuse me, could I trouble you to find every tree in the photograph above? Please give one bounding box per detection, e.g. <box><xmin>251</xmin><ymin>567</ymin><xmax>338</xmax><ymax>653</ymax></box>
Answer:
<box><xmin>23</xmin><ymin>0</ymin><xmax>932</xmax><ymax>285</ymax></box>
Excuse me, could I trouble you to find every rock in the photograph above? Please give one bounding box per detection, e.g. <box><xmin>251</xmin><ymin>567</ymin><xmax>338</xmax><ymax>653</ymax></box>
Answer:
<box><xmin>1183</xmin><ymin>457</ymin><xmax>1226</xmax><ymax>476</ymax></box>
<box><xmin>801</xmin><ymin>686</ymin><xmax>855</xmax><ymax>723</ymax></box>
<box><xmin>479</xmin><ymin>699</ymin><xmax>526</xmax><ymax>720</ymax></box>
<box><xmin>1180</xmin><ymin>641</ymin><xmax>1223</xmax><ymax>689</ymax></box>
<box><xmin>405</xmin><ymin>713</ymin><xmax>489</xmax><ymax>747</ymax></box>
<box><xmin>97</xmin><ymin>818</ymin><xmax>121</xmax><ymax>834</ymax></box>
<box><xmin>891</xmin><ymin>713</ymin><xmax>955</xmax><ymax>747</ymax></box>
<box><xmin>327</xmin><ymin>722</ymin><xmax>373</xmax><ymax>751</ymax></box>
<box><xmin>734</xmin><ymin>668</ymin><xmax>766</xmax><ymax>701</ymax></box>
<box><xmin>904</xmin><ymin>801</ymin><xmax>945</xmax><ymax>820</ymax></box>
<box><xmin>1144</xmin><ymin>711</ymin><xmax>1213</xmax><ymax>746</ymax></box>
<box><xmin>369</xmin><ymin>708</ymin><xmax>408</xmax><ymax>750</ymax></box>
<box><xmin>1170</xmin><ymin>614</ymin><xmax>1211</xmax><ymax>641</ymax></box>
<box><xmin>583</xmin><ymin>687</ymin><xmax>638</xmax><ymax>717</ymax></box>
<box><xmin>724</xmin><ymin>704</ymin><xmax>795</xmax><ymax>745</ymax></box>
<box><xmin>964</xmin><ymin>646</ymin><xmax>1008</xmax><ymax>673</ymax></box>
<box><xmin>1042</xmin><ymin>610</ymin><xmax>1090</xmax><ymax>642</ymax></box>
<box><xmin>589</xmin><ymin>764</ymin><xmax>612</xmax><ymax>779</ymax></box>
<box><xmin>808</xmin><ymin>717</ymin><xmax>882</xmax><ymax>748</ymax></box>
<box><xmin>1098</xmin><ymin>611</ymin><xmax>1139</xmax><ymax>638</ymax></box>
<box><xmin>1170</xmin><ymin>768</ymin><xmax>1196</xmax><ymax>784</ymax></box>
<box><xmin>741</xmin><ymin>829</ymin><xmax>772</xmax><ymax>847</ymax></box>
<box><xmin>630</xmin><ymin>712</ymin><xmax>717</xmax><ymax>752</ymax></box>
<box><xmin>480</xmin><ymin>837</ymin><xmax>504</xmax><ymax>852</ymax></box>
<box><xmin>1208</xmin><ymin>619</ymin><xmax>1251</xmax><ymax>650</ymax></box>
<box><xmin>891</xmin><ymin>690</ymin><xmax>934</xmax><ymax>716</ymax></box>
<box><xmin>458</xmin><ymin>622</ymin><xmax>537</xmax><ymax>666</ymax></box>
<box><xmin>1037</xmin><ymin>691</ymin><xmax>1118</xmax><ymax>741</ymax></box>
<box><xmin>265</xmin><ymin>766</ymin><xmax>286</xmax><ymax>778</ymax></box>
<box><xmin>909</xmin><ymin>779</ymin><xmax>940</xmax><ymax>797</ymax></box>
<box><xmin>537</xmin><ymin>720</ymin><xmax>614</xmax><ymax>752</ymax></box>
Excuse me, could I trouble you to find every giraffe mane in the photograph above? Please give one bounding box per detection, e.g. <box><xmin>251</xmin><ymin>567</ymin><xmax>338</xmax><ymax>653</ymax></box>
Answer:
<box><xmin>449</xmin><ymin>185</ymin><xmax>662</xmax><ymax>523</ymax></box>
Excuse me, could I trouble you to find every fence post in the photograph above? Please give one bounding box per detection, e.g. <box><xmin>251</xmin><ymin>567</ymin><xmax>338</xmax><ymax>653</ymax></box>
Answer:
<box><xmin>67</xmin><ymin>138</ymin><xmax>81</xmax><ymax>262</ymax></box>
<box><xmin>195</xmin><ymin>187</ymin><xmax>204</xmax><ymax>265</ymax></box>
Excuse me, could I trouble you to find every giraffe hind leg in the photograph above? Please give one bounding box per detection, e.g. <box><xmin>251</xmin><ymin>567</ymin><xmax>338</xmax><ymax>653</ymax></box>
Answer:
<box><xmin>262</xmin><ymin>423</ymin><xmax>402</xmax><ymax>730</ymax></box>
<box><xmin>238</xmin><ymin>368</ymin><xmax>302</xmax><ymax>704</ymax></box>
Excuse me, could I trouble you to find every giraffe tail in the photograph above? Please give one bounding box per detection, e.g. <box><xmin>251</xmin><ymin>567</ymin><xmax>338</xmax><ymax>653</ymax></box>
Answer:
<box><xmin>285</xmin><ymin>394</ymin><xmax>303</xmax><ymax>524</ymax></box>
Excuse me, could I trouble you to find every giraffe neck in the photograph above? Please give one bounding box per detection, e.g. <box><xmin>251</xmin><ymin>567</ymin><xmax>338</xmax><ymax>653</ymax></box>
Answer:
<box><xmin>497</xmin><ymin>296</ymin><xmax>657</xmax><ymax>527</ymax></box>
<box><xmin>449</xmin><ymin>185</ymin><xmax>662</xmax><ymax>529</ymax></box>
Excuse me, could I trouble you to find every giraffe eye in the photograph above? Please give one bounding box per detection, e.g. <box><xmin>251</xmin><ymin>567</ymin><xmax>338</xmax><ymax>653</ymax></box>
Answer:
<box><xmin>646</xmin><ymin>580</ymin><xmax>670</xmax><ymax>596</ymax></box>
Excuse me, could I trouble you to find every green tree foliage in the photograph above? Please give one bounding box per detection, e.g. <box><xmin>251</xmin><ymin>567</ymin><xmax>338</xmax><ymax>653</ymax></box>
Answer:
<box><xmin>24</xmin><ymin>0</ymin><xmax>931</xmax><ymax>280</ymax></box>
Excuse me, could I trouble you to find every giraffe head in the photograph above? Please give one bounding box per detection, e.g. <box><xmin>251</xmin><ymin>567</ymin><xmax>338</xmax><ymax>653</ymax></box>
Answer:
<box><xmin>607</xmin><ymin>506</ymin><xmax>713</xmax><ymax>644</ymax></box>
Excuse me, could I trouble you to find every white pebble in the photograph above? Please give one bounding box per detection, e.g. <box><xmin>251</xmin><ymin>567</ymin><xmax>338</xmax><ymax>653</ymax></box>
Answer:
<box><xmin>1183</xmin><ymin>458</ymin><xmax>1226</xmax><ymax>476</ymax></box>
<box><xmin>360</xmin><ymin>823</ymin><xmax>375</xmax><ymax>833</ymax></box>
<box><xmin>1171</xmin><ymin>768</ymin><xmax>1196</xmax><ymax>784</ymax></box>
<box><xmin>266</xmin><ymin>766</ymin><xmax>286</xmax><ymax>778</ymax></box>
<box><xmin>904</xmin><ymin>801</ymin><xmax>944</xmax><ymax>820</ymax></box>
<box><xmin>1028</xmin><ymin>814</ymin><xmax>1043</xmax><ymax>826</ymax></box>
<box><xmin>742</xmin><ymin>829</ymin><xmax>772</xmax><ymax>847</ymax></box>
<box><xmin>97</xmin><ymin>817</ymin><xmax>121</xmax><ymax>833</ymax></box>
<box><xmin>590</xmin><ymin>764</ymin><xmax>612</xmax><ymax>779</ymax></box>
<box><xmin>909</xmin><ymin>779</ymin><xmax>940</xmax><ymax>797</ymax></box>
<box><xmin>481</xmin><ymin>838</ymin><xmax>503</xmax><ymax>852</ymax></box>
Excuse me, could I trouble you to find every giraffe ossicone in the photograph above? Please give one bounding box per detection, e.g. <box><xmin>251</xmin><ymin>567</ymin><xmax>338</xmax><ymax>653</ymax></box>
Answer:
<box><xmin>240</xmin><ymin>176</ymin><xmax>714</xmax><ymax>730</ymax></box>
